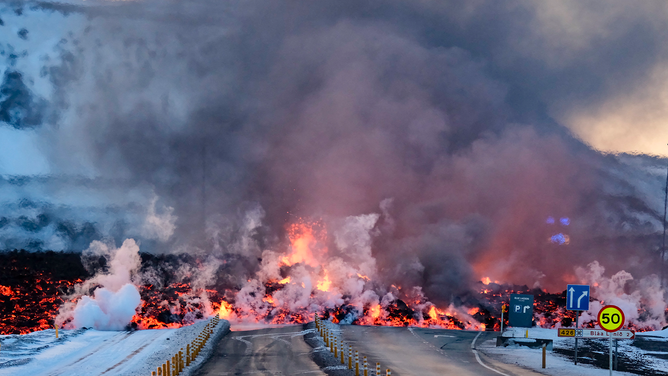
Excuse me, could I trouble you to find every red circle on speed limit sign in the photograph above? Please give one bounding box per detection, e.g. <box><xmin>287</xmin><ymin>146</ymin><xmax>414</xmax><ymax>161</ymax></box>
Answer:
<box><xmin>597</xmin><ymin>305</ymin><xmax>625</xmax><ymax>332</ymax></box>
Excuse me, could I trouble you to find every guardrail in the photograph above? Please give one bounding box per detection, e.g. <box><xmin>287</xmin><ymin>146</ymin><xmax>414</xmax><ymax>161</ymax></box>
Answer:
<box><xmin>152</xmin><ymin>313</ymin><xmax>221</xmax><ymax>376</ymax></box>
<box><xmin>315</xmin><ymin>316</ymin><xmax>391</xmax><ymax>376</ymax></box>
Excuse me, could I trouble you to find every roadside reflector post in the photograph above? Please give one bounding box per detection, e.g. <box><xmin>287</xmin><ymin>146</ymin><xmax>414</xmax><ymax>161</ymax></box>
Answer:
<box><xmin>525</xmin><ymin>329</ymin><xmax>528</xmax><ymax>338</ymax></box>
<box><xmin>348</xmin><ymin>345</ymin><xmax>352</xmax><ymax>369</ymax></box>
<box><xmin>340</xmin><ymin>341</ymin><xmax>344</xmax><ymax>364</ymax></box>
<box><xmin>363</xmin><ymin>356</ymin><xmax>368</xmax><ymax>376</ymax></box>
<box><xmin>166</xmin><ymin>360</ymin><xmax>171</xmax><ymax>376</ymax></box>
<box><xmin>179</xmin><ymin>349</ymin><xmax>184</xmax><ymax>372</ymax></box>
<box><xmin>162</xmin><ymin>363</ymin><xmax>166</xmax><ymax>376</ymax></box>
<box><xmin>152</xmin><ymin>372</ymin><xmax>156</xmax><ymax>376</ymax></box>
<box><xmin>355</xmin><ymin>351</ymin><xmax>359</xmax><ymax>376</ymax></box>
<box><xmin>376</xmin><ymin>362</ymin><xmax>380</xmax><ymax>375</ymax></box>
<box><xmin>387</xmin><ymin>369</ymin><xmax>391</xmax><ymax>376</ymax></box>
<box><xmin>158</xmin><ymin>366</ymin><xmax>162</xmax><ymax>376</ymax></box>
<box><xmin>334</xmin><ymin>338</ymin><xmax>338</xmax><ymax>357</ymax></box>
<box><xmin>55</xmin><ymin>325</ymin><xmax>59</xmax><ymax>339</ymax></box>
<box><xmin>186</xmin><ymin>344</ymin><xmax>190</xmax><ymax>366</ymax></box>
<box><xmin>542</xmin><ymin>343</ymin><xmax>546</xmax><ymax>368</ymax></box>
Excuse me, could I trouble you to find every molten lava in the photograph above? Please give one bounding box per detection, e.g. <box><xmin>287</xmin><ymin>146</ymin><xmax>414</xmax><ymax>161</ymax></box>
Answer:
<box><xmin>2</xmin><ymin>220</ymin><xmax>665</xmax><ymax>335</ymax></box>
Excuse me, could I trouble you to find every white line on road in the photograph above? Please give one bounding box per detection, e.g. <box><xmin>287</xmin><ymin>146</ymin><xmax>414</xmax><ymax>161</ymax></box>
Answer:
<box><xmin>233</xmin><ymin>337</ymin><xmax>254</xmax><ymax>355</ymax></box>
<box><xmin>471</xmin><ymin>332</ymin><xmax>511</xmax><ymax>376</ymax></box>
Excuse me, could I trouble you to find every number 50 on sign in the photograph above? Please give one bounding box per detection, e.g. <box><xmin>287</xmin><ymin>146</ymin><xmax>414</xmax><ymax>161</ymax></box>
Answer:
<box><xmin>598</xmin><ymin>305</ymin><xmax>625</xmax><ymax>332</ymax></box>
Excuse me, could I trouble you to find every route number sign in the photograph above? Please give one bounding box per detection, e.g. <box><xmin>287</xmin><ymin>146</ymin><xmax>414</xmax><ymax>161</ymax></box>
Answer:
<box><xmin>598</xmin><ymin>305</ymin><xmax>625</xmax><ymax>332</ymax></box>
<box><xmin>558</xmin><ymin>328</ymin><xmax>635</xmax><ymax>339</ymax></box>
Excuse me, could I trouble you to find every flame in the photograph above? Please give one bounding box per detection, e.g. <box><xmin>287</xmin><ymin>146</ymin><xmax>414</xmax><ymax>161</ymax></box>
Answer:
<box><xmin>428</xmin><ymin>306</ymin><xmax>438</xmax><ymax>320</ymax></box>
<box><xmin>0</xmin><ymin>285</ymin><xmax>13</xmax><ymax>296</ymax></box>
<box><xmin>278</xmin><ymin>276</ymin><xmax>291</xmax><ymax>284</ymax></box>
<box><xmin>357</xmin><ymin>273</ymin><xmax>370</xmax><ymax>281</ymax></box>
<box><xmin>281</xmin><ymin>221</ymin><xmax>326</xmax><ymax>267</ymax></box>
<box><xmin>218</xmin><ymin>300</ymin><xmax>234</xmax><ymax>320</ymax></box>
<box><xmin>316</xmin><ymin>272</ymin><xmax>332</xmax><ymax>292</ymax></box>
<box><xmin>481</xmin><ymin>277</ymin><xmax>491</xmax><ymax>285</ymax></box>
<box><xmin>370</xmin><ymin>304</ymin><xmax>381</xmax><ymax>319</ymax></box>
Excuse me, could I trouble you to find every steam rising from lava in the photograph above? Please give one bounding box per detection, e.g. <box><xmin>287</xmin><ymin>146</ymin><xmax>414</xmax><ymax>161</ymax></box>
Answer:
<box><xmin>56</xmin><ymin>239</ymin><xmax>142</xmax><ymax>330</ymax></box>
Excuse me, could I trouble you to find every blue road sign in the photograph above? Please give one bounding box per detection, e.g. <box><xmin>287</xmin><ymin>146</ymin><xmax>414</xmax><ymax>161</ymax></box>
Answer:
<box><xmin>566</xmin><ymin>284</ymin><xmax>590</xmax><ymax>311</ymax></box>
<box><xmin>509</xmin><ymin>294</ymin><xmax>534</xmax><ymax>327</ymax></box>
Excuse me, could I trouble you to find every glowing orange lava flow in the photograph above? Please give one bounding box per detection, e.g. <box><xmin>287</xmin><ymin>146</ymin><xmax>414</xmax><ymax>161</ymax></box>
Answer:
<box><xmin>281</xmin><ymin>220</ymin><xmax>327</xmax><ymax>267</ymax></box>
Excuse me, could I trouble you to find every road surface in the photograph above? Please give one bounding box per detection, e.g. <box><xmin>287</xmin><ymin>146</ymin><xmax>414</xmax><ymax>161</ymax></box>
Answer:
<box><xmin>196</xmin><ymin>325</ymin><xmax>325</xmax><ymax>376</ymax></box>
<box><xmin>338</xmin><ymin>325</ymin><xmax>539</xmax><ymax>376</ymax></box>
<box><xmin>196</xmin><ymin>323</ymin><xmax>541</xmax><ymax>376</ymax></box>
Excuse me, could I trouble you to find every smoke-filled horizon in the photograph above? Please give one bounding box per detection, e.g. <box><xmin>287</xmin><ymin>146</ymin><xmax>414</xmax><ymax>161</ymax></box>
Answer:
<box><xmin>1</xmin><ymin>0</ymin><xmax>667</xmax><ymax>300</ymax></box>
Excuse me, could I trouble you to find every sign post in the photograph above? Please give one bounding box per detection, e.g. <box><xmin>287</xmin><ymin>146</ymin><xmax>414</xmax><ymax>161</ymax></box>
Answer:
<box><xmin>598</xmin><ymin>305</ymin><xmax>625</xmax><ymax>376</ymax></box>
<box><xmin>500</xmin><ymin>304</ymin><xmax>505</xmax><ymax>333</ymax></box>
<box><xmin>566</xmin><ymin>284</ymin><xmax>590</xmax><ymax>364</ymax></box>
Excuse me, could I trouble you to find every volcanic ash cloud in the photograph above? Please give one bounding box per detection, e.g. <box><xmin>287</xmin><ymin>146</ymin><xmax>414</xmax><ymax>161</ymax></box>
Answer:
<box><xmin>56</xmin><ymin>239</ymin><xmax>142</xmax><ymax>330</ymax></box>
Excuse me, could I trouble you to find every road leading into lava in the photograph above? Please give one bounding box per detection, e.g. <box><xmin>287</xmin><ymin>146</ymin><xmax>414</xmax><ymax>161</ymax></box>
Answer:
<box><xmin>196</xmin><ymin>323</ymin><xmax>542</xmax><ymax>376</ymax></box>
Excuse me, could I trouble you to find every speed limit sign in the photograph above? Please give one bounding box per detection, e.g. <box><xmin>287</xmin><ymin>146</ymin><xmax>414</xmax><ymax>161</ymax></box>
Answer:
<box><xmin>598</xmin><ymin>305</ymin><xmax>625</xmax><ymax>332</ymax></box>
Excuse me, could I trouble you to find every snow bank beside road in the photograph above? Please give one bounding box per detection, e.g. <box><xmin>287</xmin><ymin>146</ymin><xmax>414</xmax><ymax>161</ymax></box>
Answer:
<box><xmin>482</xmin><ymin>327</ymin><xmax>668</xmax><ymax>376</ymax></box>
<box><xmin>0</xmin><ymin>319</ymin><xmax>229</xmax><ymax>376</ymax></box>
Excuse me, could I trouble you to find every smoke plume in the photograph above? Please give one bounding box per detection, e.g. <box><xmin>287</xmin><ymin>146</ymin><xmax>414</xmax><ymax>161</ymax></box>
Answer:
<box><xmin>1</xmin><ymin>0</ymin><xmax>668</xmax><ymax>324</ymax></box>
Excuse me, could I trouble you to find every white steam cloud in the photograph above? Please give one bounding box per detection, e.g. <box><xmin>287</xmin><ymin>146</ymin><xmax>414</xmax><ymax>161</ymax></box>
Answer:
<box><xmin>576</xmin><ymin>261</ymin><xmax>666</xmax><ymax>330</ymax></box>
<box><xmin>56</xmin><ymin>239</ymin><xmax>142</xmax><ymax>330</ymax></box>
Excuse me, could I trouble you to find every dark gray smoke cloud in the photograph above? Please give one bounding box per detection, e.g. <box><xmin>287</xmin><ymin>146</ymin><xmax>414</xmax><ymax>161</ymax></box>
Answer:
<box><xmin>1</xmin><ymin>0</ymin><xmax>667</xmax><ymax>300</ymax></box>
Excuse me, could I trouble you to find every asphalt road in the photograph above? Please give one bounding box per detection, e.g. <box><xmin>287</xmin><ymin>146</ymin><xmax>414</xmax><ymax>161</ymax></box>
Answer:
<box><xmin>196</xmin><ymin>325</ymin><xmax>325</xmax><ymax>376</ymax></box>
<box><xmin>338</xmin><ymin>325</ymin><xmax>540</xmax><ymax>376</ymax></box>
<box><xmin>196</xmin><ymin>323</ymin><xmax>542</xmax><ymax>376</ymax></box>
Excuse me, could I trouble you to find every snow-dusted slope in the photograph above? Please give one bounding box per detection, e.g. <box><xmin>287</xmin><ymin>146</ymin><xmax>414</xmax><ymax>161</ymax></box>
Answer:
<box><xmin>0</xmin><ymin>318</ymin><xmax>229</xmax><ymax>376</ymax></box>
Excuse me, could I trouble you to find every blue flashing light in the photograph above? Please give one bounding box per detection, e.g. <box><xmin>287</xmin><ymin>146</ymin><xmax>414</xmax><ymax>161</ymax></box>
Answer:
<box><xmin>560</xmin><ymin>217</ymin><xmax>570</xmax><ymax>226</ymax></box>
<box><xmin>549</xmin><ymin>233</ymin><xmax>570</xmax><ymax>245</ymax></box>
<box><xmin>546</xmin><ymin>216</ymin><xmax>555</xmax><ymax>224</ymax></box>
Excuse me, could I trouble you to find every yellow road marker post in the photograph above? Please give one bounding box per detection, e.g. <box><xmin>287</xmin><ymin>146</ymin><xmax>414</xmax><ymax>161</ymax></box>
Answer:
<box><xmin>55</xmin><ymin>325</ymin><xmax>58</xmax><ymax>339</ymax></box>
<box><xmin>340</xmin><ymin>341</ymin><xmax>344</xmax><ymax>364</ymax></box>
<box><xmin>166</xmin><ymin>360</ymin><xmax>171</xmax><ymax>376</ymax></box>
<box><xmin>386</xmin><ymin>369</ymin><xmax>391</xmax><ymax>376</ymax></box>
<box><xmin>542</xmin><ymin>343</ymin><xmax>546</xmax><ymax>368</ymax></box>
<box><xmin>376</xmin><ymin>362</ymin><xmax>380</xmax><ymax>376</ymax></box>
<box><xmin>363</xmin><ymin>356</ymin><xmax>368</xmax><ymax>376</ymax></box>
<box><xmin>348</xmin><ymin>345</ymin><xmax>352</xmax><ymax>369</ymax></box>
<box><xmin>355</xmin><ymin>351</ymin><xmax>359</xmax><ymax>376</ymax></box>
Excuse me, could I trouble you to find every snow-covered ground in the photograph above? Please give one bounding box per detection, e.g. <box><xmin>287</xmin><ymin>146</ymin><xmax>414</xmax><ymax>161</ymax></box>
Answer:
<box><xmin>0</xmin><ymin>318</ymin><xmax>229</xmax><ymax>376</ymax></box>
<box><xmin>480</xmin><ymin>327</ymin><xmax>668</xmax><ymax>376</ymax></box>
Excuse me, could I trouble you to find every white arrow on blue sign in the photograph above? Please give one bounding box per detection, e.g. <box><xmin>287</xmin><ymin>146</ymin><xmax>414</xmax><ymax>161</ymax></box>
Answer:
<box><xmin>566</xmin><ymin>284</ymin><xmax>590</xmax><ymax>311</ymax></box>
